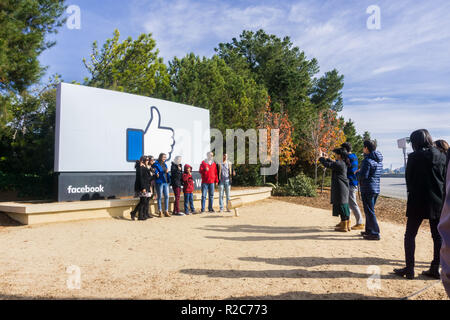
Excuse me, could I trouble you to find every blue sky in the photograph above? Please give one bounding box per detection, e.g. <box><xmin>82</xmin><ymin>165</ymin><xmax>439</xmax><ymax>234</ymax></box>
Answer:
<box><xmin>39</xmin><ymin>0</ymin><xmax>450</xmax><ymax>169</ymax></box>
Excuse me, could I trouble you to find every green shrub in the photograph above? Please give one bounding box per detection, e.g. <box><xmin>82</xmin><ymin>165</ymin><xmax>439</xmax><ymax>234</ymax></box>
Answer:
<box><xmin>268</xmin><ymin>173</ymin><xmax>317</xmax><ymax>197</ymax></box>
<box><xmin>0</xmin><ymin>171</ymin><xmax>54</xmax><ymax>199</ymax></box>
<box><xmin>233</xmin><ymin>164</ymin><xmax>264</xmax><ymax>186</ymax></box>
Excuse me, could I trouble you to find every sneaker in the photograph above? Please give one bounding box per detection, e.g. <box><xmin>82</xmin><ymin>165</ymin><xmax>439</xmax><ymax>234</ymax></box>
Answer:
<box><xmin>209</xmin><ymin>209</ymin><xmax>216</xmax><ymax>213</ymax></box>
<box><xmin>184</xmin><ymin>212</ymin><xmax>190</xmax><ymax>215</ymax></box>
<box><xmin>219</xmin><ymin>209</ymin><xmax>224</xmax><ymax>213</ymax></box>
<box><xmin>363</xmin><ymin>234</ymin><xmax>380</xmax><ymax>241</ymax></box>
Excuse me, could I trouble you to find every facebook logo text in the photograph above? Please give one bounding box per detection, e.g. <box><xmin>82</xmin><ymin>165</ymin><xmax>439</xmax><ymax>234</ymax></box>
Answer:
<box><xmin>67</xmin><ymin>185</ymin><xmax>105</xmax><ymax>194</ymax></box>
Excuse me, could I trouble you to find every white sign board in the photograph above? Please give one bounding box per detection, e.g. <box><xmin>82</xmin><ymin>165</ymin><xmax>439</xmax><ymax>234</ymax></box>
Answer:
<box><xmin>55</xmin><ymin>83</ymin><xmax>210</xmax><ymax>172</ymax></box>
<box><xmin>397</xmin><ymin>138</ymin><xmax>407</xmax><ymax>149</ymax></box>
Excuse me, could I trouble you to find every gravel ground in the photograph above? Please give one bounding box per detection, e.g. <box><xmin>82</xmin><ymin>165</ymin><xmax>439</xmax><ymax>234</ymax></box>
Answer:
<box><xmin>0</xmin><ymin>198</ymin><xmax>448</xmax><ymax>300</ymax></box>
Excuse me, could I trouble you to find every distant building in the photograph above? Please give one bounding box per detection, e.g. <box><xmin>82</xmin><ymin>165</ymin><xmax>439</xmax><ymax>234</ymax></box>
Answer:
<box><xmin>393</xmin><ymin>166</ymin><xmax>405</xmax><ymax>174</ymax></box>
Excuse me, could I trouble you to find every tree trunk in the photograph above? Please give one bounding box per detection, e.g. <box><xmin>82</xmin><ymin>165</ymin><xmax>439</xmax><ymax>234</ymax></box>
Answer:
<box><xmin>321</xmin><ymin>168</ymin><xmax>327</xmax><ymax>194</ymax></box>
<box><xmin>314</xmin><ymin>161</ymin><xmax>318</xmax><ymax>185</ymax></box>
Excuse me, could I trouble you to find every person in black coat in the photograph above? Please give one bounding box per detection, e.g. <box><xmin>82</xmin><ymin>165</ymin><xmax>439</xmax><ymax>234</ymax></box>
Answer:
<box><xmin>141</xmin><ymin>156</ymin><xmax>156</xmax><ymax>220</ymax></box>
<box><xmin>171</xmin><ymin>156</ymin><xmax>183</xmax><ymax>215</ymax></box>
<box><xmin>132</xmin><ymin>156</ymin><xmax>154</xmax><ymax>221</ymax></box>
<box><xmin>131</xmin><ymin>157</ymin><xmax>144</xmax><ymax>220</ymax></box>
<box><xmin>319</xmin><ymin>148</ymin><xmax>351</xmax><ymax>232</ymax></box>
<box><xmin>394</xmin><ymin>129</ymin><xmax>447</xmax><ymax>279</ymax></box>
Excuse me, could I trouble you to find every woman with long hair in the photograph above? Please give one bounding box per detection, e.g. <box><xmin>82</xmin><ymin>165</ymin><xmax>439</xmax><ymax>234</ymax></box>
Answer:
<box><xmin>139</xmin><ymin>156</ymin><xmax>154</xmax><ymax>220</ymax></box>
<box><xmin>132</xmin><ymin>156</ymin><xmax>152</xmax><ymax>221</ymax></box>
<box><xmin>435</xmin><ymin>139</ymin><xmax>449</xmax><ymax>155</ymax></box>
<box><xmin>130</xmin><ymin>157</ymin><xmax>145</xmax><ymax>220</ymax></box>
<box><xmin>148</xmin><ymin>155</ymin><xmax>157</xmax><ymax>199</ymax></box>
<box><xmin>319</xmin><ymin>148</ymin><xmax>352</xmax><ymax>232</ymax></box>
<box><xmin>171</xmin><ymin>156</ymin><xmax>183</xmax><ymax>215</ymax></box>
<box><xmin>394</xmin><ymin>129</ymin><xmax>447</xmax><ymax>279</ymax></box>
<box><xmin>153</xmin><ymin>153</ymin><xmax>171</xmax><ymax>217</ymax></box>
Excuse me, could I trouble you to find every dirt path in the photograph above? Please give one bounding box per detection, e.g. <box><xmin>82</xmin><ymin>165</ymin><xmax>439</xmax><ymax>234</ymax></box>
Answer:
<box><xmin>0</xmin><ymin>198</ymin><xmax>447</xmax><ymax>299</ymax></box>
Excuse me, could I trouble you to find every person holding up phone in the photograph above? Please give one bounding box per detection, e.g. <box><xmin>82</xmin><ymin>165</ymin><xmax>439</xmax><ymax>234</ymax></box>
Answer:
<box><xmin>319</xmin><ymin>148</ymin><xmax>351</xmax><ymax>232</ymax></box>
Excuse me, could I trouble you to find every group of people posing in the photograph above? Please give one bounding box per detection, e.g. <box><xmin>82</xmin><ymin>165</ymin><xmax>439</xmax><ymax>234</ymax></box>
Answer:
<box><xmin>131</xmin><ymin>151</ymin><xmax>235</xmax><ymax>221</ymax></box>
<box><xmin>320</xmin><ymin>129</ymin><xmax>450</xmax><ymax>281</ymax></box>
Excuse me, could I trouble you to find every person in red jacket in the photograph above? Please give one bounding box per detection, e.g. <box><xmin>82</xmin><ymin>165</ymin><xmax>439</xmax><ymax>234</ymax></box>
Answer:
<box><xmin>199</xmin><ymin>151</ymin><xmax>218</xmax><ymax>213</ymax></box>
<box><xmin>182</xmin><ymin>164</ymin><xmax>196</xmax><ymax>215</ymax></box>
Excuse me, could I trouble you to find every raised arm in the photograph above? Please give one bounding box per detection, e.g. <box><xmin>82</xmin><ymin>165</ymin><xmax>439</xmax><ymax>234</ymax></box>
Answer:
<box><xmin>319</xmin><ymin>157</ymin><xmax>337</xmax><ymax>169</ymax></box>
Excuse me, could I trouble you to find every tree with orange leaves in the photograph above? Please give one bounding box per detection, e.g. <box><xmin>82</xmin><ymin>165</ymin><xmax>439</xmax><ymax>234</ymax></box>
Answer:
<box><xmin>302</xmin><ymin>109</ymin><xmax>346</xmax><ymax>186</ymax></box>
<box><xmin>258</xmin><ymin>97</ymin><xmax>297</xmax><ymax>184</ymax></box>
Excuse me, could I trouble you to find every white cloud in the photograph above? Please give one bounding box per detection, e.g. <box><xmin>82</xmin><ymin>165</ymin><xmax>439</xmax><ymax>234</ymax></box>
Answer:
<box><xmin>131</xmin><ymin>0</ymin><xmax>286</xmax><ymax>59</ymax></box>
<box><xmin>347</xmin><ymin>97</ymin><xmax>394</xmax><ymax>103</ymax></box>
<box><xmin>372</xmin><ymin>65</ymin><xmax>402</xmax><ymax>75</ymax></box>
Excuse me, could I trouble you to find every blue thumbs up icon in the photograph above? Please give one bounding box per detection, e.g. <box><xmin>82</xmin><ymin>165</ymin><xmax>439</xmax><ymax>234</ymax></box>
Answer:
<box><xmin>127</xmin><ymin>107</ymin><xmax>175</xmax><ymax>162</ymax></box>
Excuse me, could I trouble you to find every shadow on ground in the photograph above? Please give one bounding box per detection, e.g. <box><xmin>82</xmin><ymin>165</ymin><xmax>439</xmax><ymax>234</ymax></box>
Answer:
<box><xmin>238</xmin><ymin>256</ymin><xmax>429</xmax><ymax>268</ymax></box>
<box><xmin>179</xmin><ymin>267</ymin><xmax>402</xmax><ymax>280</ymax></box>
<box><xmin>199</xmin><ymin>224</ymin><xmax>367</xmax><ymax>241</ymax></box>
<box><xmin>226</xmin><ymin>291</ymin><xmax>400</xmax><ymax>300</ymax></box>
<box><xmin>198</xmin><ymin>224</ymin><xmax>328</xmax><ymax>234</ymax></box>
<box><xmin>0</xmin><ymin>213</ymin><xmax>21</xmax><ymax>227</ymax></box>
<box><xmin>0</xmin><ymin>291</ymin><xmax>398</xmax><ymax>300</ymax></box>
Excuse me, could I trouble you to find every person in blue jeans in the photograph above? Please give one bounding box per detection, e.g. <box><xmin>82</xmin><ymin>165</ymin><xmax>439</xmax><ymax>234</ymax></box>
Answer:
<box><xmin>357</xmin><ymin>140</ymin><xmax>383</xmax><ymax>240</ymax></box>
<box><xmin>217</xmin><ymin>153</ymin><xmax>235</xmax><ymax>212</ymax></box>
<box><xmin>153</xmin><ymin>153</ymin><xmax>171</xmax><ymax>217</ymax></box>
<box><xmin>182</xmin><ymin>164</ymin><xmax>196</xmax><ymax>215</ymax></box>
<box><xmin>341</xmin><ymin>142</ymin><xmax>364</xmax><ymax>230</ymax></box>
<box><xmin>201</xmin><ymin>183</ymin><xmax>215</xmax><ymax>212</ymax></box>
<box><xmin>199</xmin><ymin>152</ymin><xmax>218</xmax><ymax>213</ymax></box>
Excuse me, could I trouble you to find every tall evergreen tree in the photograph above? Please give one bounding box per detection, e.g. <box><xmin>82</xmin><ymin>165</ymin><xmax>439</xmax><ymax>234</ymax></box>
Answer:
<box><xmin>168</xmin><ymin>53</ymin><xmax>268</xmax><ymax>131</ymax></box>
<box><xmin>83</xmin><ymin>29</ymin><xmax>171</xmax><ymax>98</ymax></box>
<box><xmin>343</xmin><ymin>119</ymin><xmax>364</xmax><ymax>161</ymax></box>
<box><xmin>0</xmin><ymin>0</ymin><xmax>66</xmax><ymax>131</ymax></box>
<box><xmin>0</xmin><ymin>0</ymin><xmax>66</xmax><ymax>93</ymax></box>
<box><xmin>215</xmin><ymin>29</ymin><xmax>319</xmax><ymax>131</ymax></box>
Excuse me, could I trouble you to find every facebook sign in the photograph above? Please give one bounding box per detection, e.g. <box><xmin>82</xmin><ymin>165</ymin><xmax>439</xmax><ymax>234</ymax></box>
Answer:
<box><xmin>55</xmin><ymin>83</ymin><xmax>210</xmax><ymax>201</ymax></box>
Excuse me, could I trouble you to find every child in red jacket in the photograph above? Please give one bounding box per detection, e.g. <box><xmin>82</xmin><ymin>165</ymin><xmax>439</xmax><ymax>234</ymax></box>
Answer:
<box><xmin>182</xmin><ymin>164</ymin><xmax>196</xmax><ymax>215</ymax></box>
